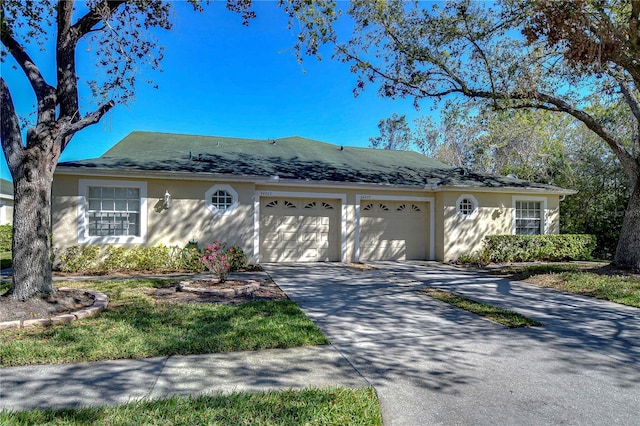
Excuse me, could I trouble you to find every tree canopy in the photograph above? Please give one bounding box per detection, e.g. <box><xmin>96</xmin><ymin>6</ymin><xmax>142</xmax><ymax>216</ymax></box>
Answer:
<box><xmin>297</xmin><ymin>0</ymin><xmax>640</xmax><ymax>269</ymax></box>
<box><xmin>0</xmin><ymin>0</ymin><xmax>344</xmax><ymax>300</ymax></box>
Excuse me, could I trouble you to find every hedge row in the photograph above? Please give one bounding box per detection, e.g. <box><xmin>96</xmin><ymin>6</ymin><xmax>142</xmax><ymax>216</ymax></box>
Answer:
<box><xmin>0</xmin><ymin>225</ymin><xmax>11</xmax><ymax>253</ymax></box>
<box><xmin>55</xmin><ymin>244</ymin><xmax>247</xmax><ymax>274</ymax></box>
<box><xmin>482</xmin><ymin>234</ymin><xmax>596</xmax><ymax>263</ymax></box>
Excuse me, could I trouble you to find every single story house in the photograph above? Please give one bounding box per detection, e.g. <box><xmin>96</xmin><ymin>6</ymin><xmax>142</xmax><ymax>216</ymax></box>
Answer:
<box><xmin>0</xmin><ymin>178</ymin><xmax>14</xmax><ymax>226</ymax></box>
<box><xmin>52</xmin><ymin>131</ymin><xmax>575</xmax><ymax>263</ymax></box>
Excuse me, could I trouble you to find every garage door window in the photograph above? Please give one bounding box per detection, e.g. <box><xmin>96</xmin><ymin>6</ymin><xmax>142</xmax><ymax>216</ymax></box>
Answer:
<box><xmin>205</xmin><ymin>184</ymin><xmax>238</xmax><ymax>215</ymax></box>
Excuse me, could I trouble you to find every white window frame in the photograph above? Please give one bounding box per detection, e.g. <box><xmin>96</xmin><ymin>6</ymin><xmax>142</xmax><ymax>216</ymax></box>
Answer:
<box><xmin>205</xmin><ymin>184</ymin><xmax>238</xmax><ymax>216</ymax></box>
<box><xmin>512</xmin><ymin>196</ymin><xmax>547</xmax><ymax>235</ymax></box>
<box><xmin>456</xmin><ymin>194</ymin><xmax>479</xmax><ymax>219</ymax></box>
<box><xmin>78</xmin><ymin>179</ymin><xmax>147</xmax><ymax>244</ymax></box>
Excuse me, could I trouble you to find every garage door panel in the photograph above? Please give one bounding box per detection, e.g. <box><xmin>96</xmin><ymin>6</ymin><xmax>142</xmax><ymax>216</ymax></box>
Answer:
<box><xmin>260</xmin><ymin>197</ymin><xmax>340</xmax><ymax>262</ymax></box>
<box><xmin>360</xmin><ymin>201</ymin><xmax>429</xmax><ymax>261</ymax></box>
<box><xmin>262</xmin><ymin>233</ymin><xmax>281</xmax><ymax>242</ymax></box>
<box><xmin>298</xmin><ymin>233</ymin><xmax>317</xmax><ymax>242</ymax></box>
<box><xmin>280</xmin><ymin>216</ymin><xmax>299</xmax><ymax>226</ymax></box>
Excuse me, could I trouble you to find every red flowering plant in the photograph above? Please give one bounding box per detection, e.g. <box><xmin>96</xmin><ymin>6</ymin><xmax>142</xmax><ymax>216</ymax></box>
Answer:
<box><xmin>200</xmin><ymin>240</ymin><xmax>230</xmax><ymax>282</ymax></box>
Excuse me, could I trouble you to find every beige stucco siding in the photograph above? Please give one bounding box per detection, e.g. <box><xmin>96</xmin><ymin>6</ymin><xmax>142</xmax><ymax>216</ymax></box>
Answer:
<box><xmin>52</xmin><ymin>175</ymin><xmax>256</xmax><ymax>254</ymax></box>
<box><xmin>52</xmin><ymin>174</ymin><xmax>83</xmax><ymax>249</ymax></box>
<box><xmin>52</xmin><ymin>172</ymin><xmax>562</xmax><ymax>264</ymax></box>
<box><xmin>145</xmin><ymin>179</ymin><xmax>255</xmax><ymax>250</ymax></box>
<box><xmin>440</xmin><ymin>191</ymin><xmax>561</xmax><ymax>262</ymax></box>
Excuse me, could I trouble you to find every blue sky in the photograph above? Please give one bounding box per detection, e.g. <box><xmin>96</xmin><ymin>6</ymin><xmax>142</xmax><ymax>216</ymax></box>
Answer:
<box><xmin>1</xmin><ymin>1</ymin><xmax>426</xmax><ymax>181</ymax></box>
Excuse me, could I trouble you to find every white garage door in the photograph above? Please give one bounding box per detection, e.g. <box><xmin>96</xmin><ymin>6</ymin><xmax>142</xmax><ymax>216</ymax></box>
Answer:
<box><xmin>360</xmin><ymin>201</ymin><xmax>429</xmax><ymax>261</ymax></box>
<box><xmin>260</xmin><ymin>197</ymin><xmax>340</xmax><ymax>262</ymax></box>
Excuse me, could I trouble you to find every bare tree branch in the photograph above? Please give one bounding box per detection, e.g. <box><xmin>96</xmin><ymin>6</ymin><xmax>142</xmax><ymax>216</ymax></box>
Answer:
<box><xmin>73</xmin><ymin>0</ymin><xmax>125</xmax><ymax>38</ymax></box>
<box><xmin>0</xmin><ymin>23</ymin><xmax>56</xmax><ymax>125</ymax></box>
<box><xmin>0</xmin><ymin>77</ymin><xmax>25</xmax><ymax>175</ymax></box>
<box><xmin>614</xmin><ymin>69</ymin><xmax>640</xmax><ymax>125</ymax></box>
<box><xmin>58</xmin><ymin>101</ymin><xmax>115</xmax><ymax>148</ymax></box>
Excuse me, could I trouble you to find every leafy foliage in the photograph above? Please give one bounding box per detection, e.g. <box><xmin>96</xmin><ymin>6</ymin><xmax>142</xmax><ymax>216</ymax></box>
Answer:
<box><xmin>369</xmin><ymin>113</ymin><xmax>412</xmax><ymax>150</ymax></box>
<box><xmin>414</xmin><ymin>105</ymin><xmax>629</xmax><ymax>259</ymax></box>
<box><xmin>0</xmin><ymin>224</ymin><xmax>12</xmax><ymax>253</ymax></box>
<box><xmin>55</xmin><ymin>243</ymin><xmax>249</xmax><ymax>274</ymax></box>
<box><xmin>57</xmin><ymin>245</ymin><xmax>101</xmax><ymax>273</ymax></box>
<box><xmin>482</xmin><ymin>234</ymin><xmax>597</xmax><ymax>263</ymax></box>
<box><xmin>201</xmin><ymin>241</ymin><xmax>232</xmax><ymax>282</ymax></box>
<box><xmin>295</xmin><ymin>0</ymin><xmax>640</xmax><ymax>269</ymax></box>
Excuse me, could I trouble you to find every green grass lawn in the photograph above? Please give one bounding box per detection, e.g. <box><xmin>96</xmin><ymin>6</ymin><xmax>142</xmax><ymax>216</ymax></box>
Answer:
<box><xmin>494</xmin><ymin>264</ymin><xmax>640</xmax><ymax>308</ymax></box>
<box><xmin>420</xmin><ymin>288</ymin><xmax>542</xmax><ymax>328</ymax></box>
<box><xmin>0</xmin><ymin>279</ymin><xmax>328</xmax><ymax>367</ymax></box>
<box><xmin>0</xmin><ymin>387</ymin><xmax>382</xmax><ymax>426</ymax></box>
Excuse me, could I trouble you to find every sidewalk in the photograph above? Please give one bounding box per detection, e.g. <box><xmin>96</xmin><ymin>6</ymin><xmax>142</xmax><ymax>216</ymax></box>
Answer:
<box><xmin>0</xmin><ymin>345</ymin><xmax>369</xmax><ymax>412</ymax></box>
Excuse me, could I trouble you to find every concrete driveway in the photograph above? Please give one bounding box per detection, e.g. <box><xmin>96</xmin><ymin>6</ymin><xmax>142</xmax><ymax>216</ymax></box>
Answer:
<box><xmin>264</xmin><ymin>261</ymin><xmax>640</xmax><ymax>426</ymax></box>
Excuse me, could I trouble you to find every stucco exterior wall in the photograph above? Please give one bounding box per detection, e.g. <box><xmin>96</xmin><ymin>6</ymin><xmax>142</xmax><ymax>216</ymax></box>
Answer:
<box><xmin>52</xmin><ymin>174</ymin><xmax>257</xmax><ymax>253</ymax></box>
<box><xmin>440</xmin><ymin>191</ymin><xmax>561</xmax><ymax>262</ymax></box>
<box><xmin>51</xmin><ymin>173</ymin><xmax>562</xmax><ymax>264</ymax></box>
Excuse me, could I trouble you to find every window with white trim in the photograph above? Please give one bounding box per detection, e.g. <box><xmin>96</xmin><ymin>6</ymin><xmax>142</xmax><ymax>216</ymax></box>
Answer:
<box><xmin>205</xmin><ymin>184</ymin><xmax>238</xmax><ymax>215</ymax></box>
<box><xmin>515</xmin><ymin>200</ymin><xmax>543</xmax><ymax>235</ymax></box>
<box><xmin>87</xmin><ymin>186</ymin><xmax>140</xmax><ymax>236</ymax></box>
<box><xmin>456</xmin><ymin>194</ymin><xmax>478</xmax><ymax>219</ymax></box>
<box><xmin>78</xmin><ymin>179</ymin><xmax>147</xmax><ymax>244</ymax></box>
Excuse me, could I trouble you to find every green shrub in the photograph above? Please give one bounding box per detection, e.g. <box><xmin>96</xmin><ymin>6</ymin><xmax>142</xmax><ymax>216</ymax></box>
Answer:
<box><xmin>56</xmin><ymin>244</ymin><xmax>211</xmax><ymax>274</ymax></box>
<box><xmin>58</xmin><ymin>245</ymin><xmax>101</xmax><ymax>273</ymax></box>
<box><xmin>456</xmin><ymin>251</ymin><xmax>489</xmax><ymax>266</ymax></box>
<box><xmin>101</xmin><ymin>246</ymin><xmax>128</xmax><ymax>272</ymax></box>
<box><xmin>227</xmin><ymin>245</ymin><xmax>248</xmax><ymax>271</ymax></box>
<box><xmin>181</xmin><ymin>246</ymin><xmax>206</xmax><ymax>272</ymax></box>
<box><xmin>0</xmin><ymin>224</ymin><xmax>12</xmax><ymax>253</ymax></box>
<box><xmin>482</xmin><ymin>234</ymin><xmax>596</xmax><ymax>263</ymax></box>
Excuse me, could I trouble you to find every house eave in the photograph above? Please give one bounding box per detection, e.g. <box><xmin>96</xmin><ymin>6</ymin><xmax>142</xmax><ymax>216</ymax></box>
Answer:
<box><xmin>54</xmin><ymin>166</ymin><xmax>576</xmax><ymax>195</ymax></box>
<box><xmin>435</xmin><ymin>184</ymin><xmax>577</xmax><ymax>196</ymax></box>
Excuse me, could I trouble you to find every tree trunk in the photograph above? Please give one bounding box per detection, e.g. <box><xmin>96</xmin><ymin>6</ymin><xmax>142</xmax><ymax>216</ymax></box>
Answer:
<box><xmin>614</xmin><ymin>176</ymin><xmax>640</xmax><ymax>271</ymax></box>
<box><xmin>8</xmin><ymin>157</ymin><xmax>54</xmax><ymax>301</ymax></box>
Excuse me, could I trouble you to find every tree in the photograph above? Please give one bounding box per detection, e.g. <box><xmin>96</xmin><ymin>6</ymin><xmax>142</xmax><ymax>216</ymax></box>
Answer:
<box><xmin>0</xmin><ymin>0</ymin><xmax>261</xmax><ymax>300</ymax></box>
<box><xmin>416</xmin><ymin>105</ymin><xmax>571</xmax><ymax>182</ymax></box>
<box><xmin>417</xmin><ymin>103</ymin><xmax>629</xmax><ymax>258</ymax></box>
<box><xmin>369</xmin><ymin>113</ymin><xmax>412</xmax><ymax>150</ymax></box>
<box><xmin>297</xmin><ymin>0</ymin><xmax>640</xmax><ymax>270</ymax></box>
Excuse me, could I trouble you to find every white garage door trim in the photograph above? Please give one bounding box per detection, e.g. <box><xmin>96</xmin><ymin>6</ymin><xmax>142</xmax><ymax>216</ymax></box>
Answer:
<box><xmin>254</xmin><ymin>190</ymin><xmax>347</xmax><ymax>263</ymax></box>
<box><xmin>355</xmin><ymin>194</ymin><xmax>435</xmax><ymax>262</ymax></box>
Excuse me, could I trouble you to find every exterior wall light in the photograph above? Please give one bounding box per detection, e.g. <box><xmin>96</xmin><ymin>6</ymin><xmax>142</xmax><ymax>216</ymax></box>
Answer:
<box><xmin>164</xmin><ymin>190</ymin><xmax>171</xmax><ymax>209</ymax></box>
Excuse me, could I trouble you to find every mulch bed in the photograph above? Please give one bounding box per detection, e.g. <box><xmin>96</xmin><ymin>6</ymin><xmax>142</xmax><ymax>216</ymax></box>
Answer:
<box><xmin>0</xmin><ymin>289</ymin><xmax>95</xmax><ymax>323</ymax></box>
<box><xmin>147</xmin><ymin>278</ymin><xmax>288</xmax><ymax>305</ymax></box>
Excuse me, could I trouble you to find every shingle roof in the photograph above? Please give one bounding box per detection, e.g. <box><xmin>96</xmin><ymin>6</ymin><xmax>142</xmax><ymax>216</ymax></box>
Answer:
<box><xmin>57</xmin><ymin>131</ymin><xmax>573</xmax><ymax>193</ymax></box>
<box><xmin>0</xmin><ymin>178</ymin><xmax>13</xmax><ymax>197</ymax></box>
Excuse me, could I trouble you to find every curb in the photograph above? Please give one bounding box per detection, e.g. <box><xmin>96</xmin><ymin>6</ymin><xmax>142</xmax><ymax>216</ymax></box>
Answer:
<box><xmin>0</xmin><ymin>288</ymin><xmax>109</xmax><ymax>331</ymax></box>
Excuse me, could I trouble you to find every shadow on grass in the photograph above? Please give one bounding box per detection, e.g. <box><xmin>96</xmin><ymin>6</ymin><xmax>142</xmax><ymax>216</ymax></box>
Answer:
<box><xmin>1</xmin><ymin>279</ymin><xmax>327</xmax><ymax>367</ymax></box>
